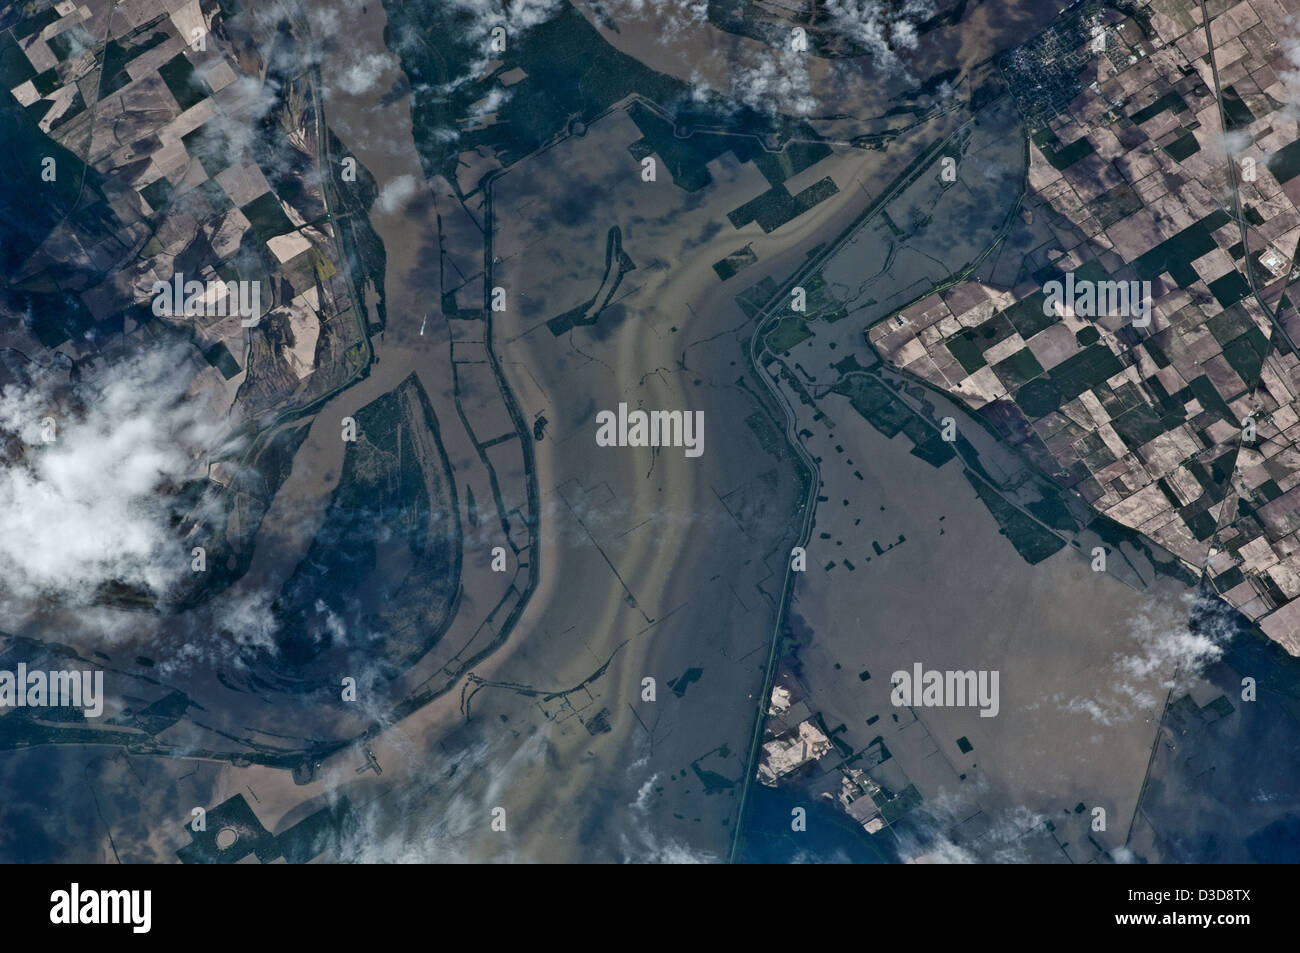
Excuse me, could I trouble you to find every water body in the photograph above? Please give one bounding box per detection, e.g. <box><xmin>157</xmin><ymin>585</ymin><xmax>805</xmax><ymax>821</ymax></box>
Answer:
<box><xmin>736</xmin><ymin>784</ymin><xmax>894</xmax><ymax>864</ymax></box>
<box><xmin>731</xmin><ymin>120</ymin><xmax>1300</xmax><ymax>862</ymax></box>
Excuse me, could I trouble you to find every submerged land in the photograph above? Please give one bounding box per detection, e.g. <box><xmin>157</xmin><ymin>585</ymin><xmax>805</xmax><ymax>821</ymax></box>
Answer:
<box><xmin>0</xmin><ymin>0</ymin><xmax>1299</xmax><ymax>864</ymax></box>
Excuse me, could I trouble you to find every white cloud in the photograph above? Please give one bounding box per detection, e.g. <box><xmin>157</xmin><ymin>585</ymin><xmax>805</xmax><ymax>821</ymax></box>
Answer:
<box><xmin>0</xmin><ymin>346</ymin><xmax>235</xmax><ymax>614</ymax></box>
<box><xmin>442</xmin><ymin>0</ymin><xmax>568</xmax><ymax>92</ymax></box>
<box><xmin>197</xmin><ymin>75</ymin><xmax>290</xmax><ymax>174</ymax></box>
<box><xmin>618</xmin><ymin>755</ymin><xmax>718</xmax><ymax>862</ymax></box>
<box><xmin>306</xmin><ymin>6</ymin><xmax>340</xmax><ymax>38</ymax></box>
<box><xmin>632</xmin><ymin>771</ymin><xmax>658</xmax><ymax>813</ymax></box>
<box><xmin>334</xmin><ymin>51</ymin><xmax>400</xmax><ymax>97</ymax></box>
<box><xmin>1054</xmin><ymin>593</ymin><xmax>1231</xmax><ymax>726</ymax></box>
<box><xmin>1220</xmin><ymin>129</ymin><xmax>1254</xmax><ymax>157</ymax></box>
<box><xmin>383</xmin><ymin>0</ymin><xmax>568</xmax><ymax>150</ymax></box>
<box><xmin>454</xmin><ymin>0</ymin><xmax>567</xmax><ymax>32</ymax></box>
<box><xmin>663</xmin><ymin>0</ymin><xmax>710</xmax><ymax>38</ymax></box>
<box><xmin>823</xmin><ymin>0</ymin><xmax>936</xmax><ymax>80</ymax></box>
<box><xmin>685</xmin><ymin>0</ymin><xmax>938</xmax><ymax>119</ymax></box>
<box><xmin>898</xmin><ymin>788</ymin><xmax>1046</xmax><ymax>863</ymax></box>
<box><xmin>620</xmin><ymin>833</ymin><xmax>717</xmax><ymax>863</ymax></box>
<box><xmin>376</xmin><ymin>174</ymin><xmax>419</xmax><ymax>213</ymax></box>
<box><xmin>215</xmin><ymin>589</ymin><xmax>280</xmax><ymax>653</ymax></box>
<box><xmin>908</xmin><ymin>837</ymin><xmax>978</xmax><ymax>863</ymax></box>
<box><xmin>467</xmin><ymin>86</ymin><xmax>511</xmax><ymax>126</ymax></box>
<box><xmin>335</xmin><ymin>727</ymin><xmax>549</xmax><ymax>862</ymax></box>
<box><xmin>716</xmin><ymin>44</ymin><xmax>818</xmax><ymax>117</ymax></box>
<box><xmin>1274</xmin><ymin>24</ymin><xmax>1300</xmax><ymax>123</ymax></box>
<box><xmin>597</xmin><ymin>0</ymin><xmax>709</xmax><ymax>39</ymax></box>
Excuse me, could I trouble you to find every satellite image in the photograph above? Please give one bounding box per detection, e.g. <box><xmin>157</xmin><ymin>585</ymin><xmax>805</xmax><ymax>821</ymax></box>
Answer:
<box><xmin>0</xmin><ymin>0</ymin><xmax>1296</xmax><ymax>891</ymax></box>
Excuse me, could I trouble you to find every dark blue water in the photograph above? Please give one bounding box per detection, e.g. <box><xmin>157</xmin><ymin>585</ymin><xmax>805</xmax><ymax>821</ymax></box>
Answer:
<box><xmin>735</xmin><ymin>784</ymin><xmax>896</xmax><ymax>864</ymax></box>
